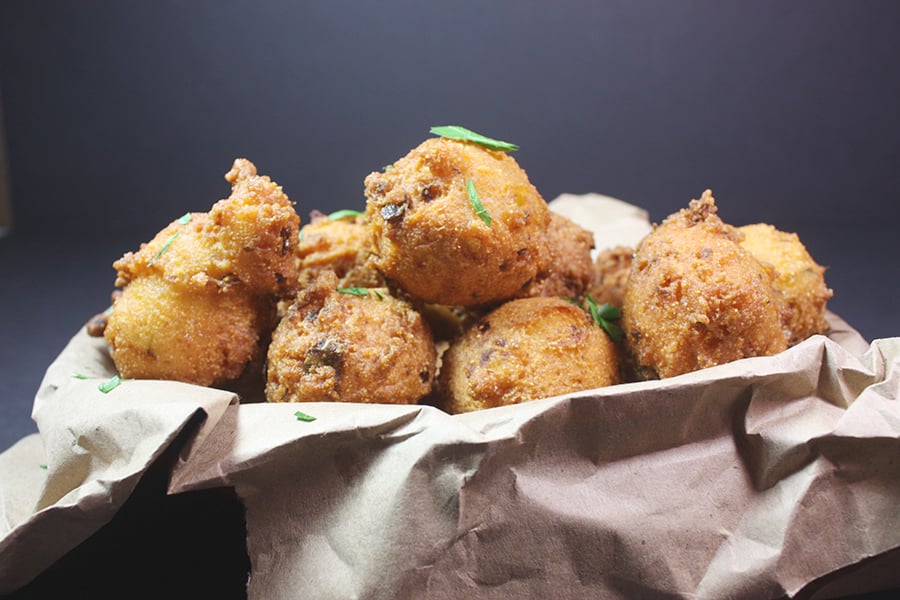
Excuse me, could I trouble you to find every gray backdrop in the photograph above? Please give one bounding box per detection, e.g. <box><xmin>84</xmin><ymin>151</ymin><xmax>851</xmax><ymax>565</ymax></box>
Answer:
<box><xmin>1</xmin><ymin>1</ymin><xmax>899</xmax><ymax>450</ymax></box>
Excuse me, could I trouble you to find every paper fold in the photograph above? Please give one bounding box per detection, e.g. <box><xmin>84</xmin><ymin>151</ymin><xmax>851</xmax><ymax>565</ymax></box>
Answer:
<box><xmin>0</xmin><ymin>330</ymin><xmax>237</xmax><ymax>594</ymax></box>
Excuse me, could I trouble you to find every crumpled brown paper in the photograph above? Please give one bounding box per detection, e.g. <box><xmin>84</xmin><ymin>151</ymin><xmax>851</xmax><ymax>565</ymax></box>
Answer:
<box><xmin>1</xmin><ymin>195</ymin><xmax>898</xmax><ymax>598</ymax></box>
<box><xmin>0</xmin><ymin>326</ymin><xmax>239</xmax><ymax>593</ymax></box>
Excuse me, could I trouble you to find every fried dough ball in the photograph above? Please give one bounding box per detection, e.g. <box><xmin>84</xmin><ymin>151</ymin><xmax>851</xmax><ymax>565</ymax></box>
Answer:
<box><xmin>587</xmin><ymin>245</ymin><xmax>634</xmax><ymax>308</ymax></box>
<box><xmin>518</xmin><ymin>212</ymin><xmax>595</xmax><ymax>300</ymax></box>
<box><xmin>105</xmin><ymin>159</ymin><xmax>299</xmax><ymax>387</ymax></box>
<box><xmin>114</xmin><ymin>158</ymin><xmax>300</xmax><ymax>298</ymax></box>
<box><xmin>265</xmin><ymin>273</ymin><xmax>436</xmax><ymax>404</ymax></box>
<box><xmin>104</xmin><ymin>274</ymin><xmax>276</xmax><ymax>386</ymax></box>
<box><xmin>364</xmin><ymin>137</ymin><xmax>551</xmax><ymax>306</ymax></box>
<box><xmin>623</xmin><ymin>191</ymin><xmax>789</xmax><ymax>379</ymax></box>
<box><xmin>297</xmin><ymin>210</ymin><xmax>383</xmax><ymax>288</ymax></box>
<box><xmin>439</xmin><ymin>297</ymin><xmax>620</xmax><ymax>413</ymax></box>
<box><xmin>738</xmin><ymin>223</ymin><xmax>833</xmax><ymax>345</ymax></box>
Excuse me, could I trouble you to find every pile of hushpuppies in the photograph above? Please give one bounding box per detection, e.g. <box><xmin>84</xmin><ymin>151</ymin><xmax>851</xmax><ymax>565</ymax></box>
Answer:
<box><xmin>93</xmin><ymin>127</ymin><xmax>833</xmax><ymax>413</ymax></box>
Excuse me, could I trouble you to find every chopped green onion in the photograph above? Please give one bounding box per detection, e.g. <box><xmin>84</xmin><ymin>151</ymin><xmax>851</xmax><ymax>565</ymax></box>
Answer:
<box><xmin>147</xmin><ymin>231</ymin><xmax>182</xmax><ymax>266</ymax></box>
<box><xmin>585</xmin><ymin>295</ymin><xmax>624</xmax><ymax>343</ymax></box>
<box><xmin>294</xmin><ymin>410</ymin><xmax>317</xmax><ymax>422</ymax></box>
<box><xmin>466</xmin><ymin>179</ymin><xmax>492</xmax><ymax>226</ymax></box>
<box><xmin>336</xmin><ymin>286</ymin><xmax>385</xmax><ymax>300</ymax></box>
<box><xmin>148</xmin><ymin>213</ymin><xmax>193</xmax><ymax>267</ymax></box>
<box><xmin>39</xmin><ymin>464</ymin><xmax>48</xmax><ymax>470</ymax></box>
<box><xmin>337</xmin><ymin>287</ymin><xmax>371</xmax><ymax>296</ymax></box>
<box><xmin>98</xmin><ymin>375</ymin><xmax>122</xmax><ymax>394</ymax></box>
<box><xmin>72</xmin><ymin>373</ymin><xmax>89</xmax><ymax>380</ymax></box>
<box><xmin>430</xmin><ymin>125</ymin><xmax>519</xmax><ymax>152</ymax></box>
<box><xmin>327</xmin><ymin>209</ymin><xmax>364</xmax><ymax>221</ymax></box>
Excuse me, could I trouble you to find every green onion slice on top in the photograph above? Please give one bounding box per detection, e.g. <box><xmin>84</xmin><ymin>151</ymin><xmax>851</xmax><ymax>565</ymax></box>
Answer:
<box><xmin>466</xmin><ymin>179</ymin><xmax>492</xmax><ymax>227</ymax></box>
<box><xmin>429</xmin><ymin>125</ymin><xmax>519</xmax><ymax>152</ymax></box>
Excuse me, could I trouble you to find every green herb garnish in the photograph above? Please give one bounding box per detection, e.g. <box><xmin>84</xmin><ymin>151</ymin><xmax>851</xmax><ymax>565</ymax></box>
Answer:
<box><xmin>336</xmin><ymin>286</ymin><xmax>385</xmax><ymax>300</ymax></box>
<box><xmin>585</xmin><ymin>295</ymin><xmax>624</xmax><ymax>343</ymax></box>
<box><xmin>466</xmin><ymin>179</ymin><xmax>492</xmax><ymax>226</ymax></box>
<box><xmin>337</xmin><ymin>286</ymin><xmax>371</xmax><ymax>296</ymax></box>
<box><xmin>72</xmin><ymin>373</ymin><xmax>89</xmax><ymax>380</ymax></box>
<box><xmin>327</xmin><ymin>209</ymin><xmax>364</xmax><ymax>221</ymax></box>
<box><xmin>148</xmin><ymin>212</ymin><xmax>193</xmax><ymax>267</ymax></box>
<box><xmin>98</xmin><ymin>375</ymin><xmax>122</xmax><ymax>394</ymax></box>
<box><xmin>429</xmin><ymin>125</ymin><xmax>519</xmax><ymax>152</ymax></box>
<box><xmin>39</xmin><ymin>464</ymin><xmax>48</xmax><ymax>470</ymax></box>
<box><xmin>294</xmin><ymin>410</ymin><xmax>317</xmax><ymax>422</ymax></box>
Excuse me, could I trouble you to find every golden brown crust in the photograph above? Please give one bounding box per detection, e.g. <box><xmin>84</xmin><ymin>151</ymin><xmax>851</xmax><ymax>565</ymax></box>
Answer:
<box><xmin>364</xmin><ymin>137</ymin><xmax>551</xmax><ymax>306</ymax></box>
<box><xmin>265</xmin><ymin>273</ymin><xmax>437</xmax><ymax>404</ymax></box>
<box><xmin>439</xmin><ymin>296</ymin><xmax>620</xmax><ymax>413</ymax></box>
<box><xmin>622</xmin><ymin>191</ymin><xmax>789</xmax><ymax>378</ymax></box>
<box><xmin>105</xmin><ymin>159</ymin><xmax>299</xmax><ymax>388</ymax></box>
<box><xmin>114</xmin><ymin>158</ymin><xmax>301</xmax><ymax>298</ymax></box>
<box><xmin>104</xmin><ymin>274</ymin><xmax>276</xmax><ymax>387</ymax></box>
<box><xmin>296</xmin><ymin>210</ymin><xmax>383</xmax><ymax>288</ymax></box>
<box><xmin>517</xmin><ymin>212</ymin><xmax>595</xmax><ymax>300</ymax></box>
<box><xmin>738</xmin><ymin>223</ymin><xmax>833</xmax><ymax>345</ymax></box>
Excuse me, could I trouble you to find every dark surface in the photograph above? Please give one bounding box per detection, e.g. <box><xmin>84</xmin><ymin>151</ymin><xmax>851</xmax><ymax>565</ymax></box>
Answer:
<box><xmin>0</xmin><ymin>423</ymin><xmax>251</xmax><ymax>600</ymax></box>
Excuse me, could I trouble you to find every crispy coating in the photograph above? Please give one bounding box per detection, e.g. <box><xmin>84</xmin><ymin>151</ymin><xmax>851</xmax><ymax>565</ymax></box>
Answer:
<box><xmin>297</xmin><ymin>210</ymin><xmax>383</xmax><ymax>288</ymax></box>
<box><xmin>439</xmin><ymin>297</ymin><xmax>620</xmax><ymax>413</ymax></box>
<box><xmin>623</xmin><ymin>191</ymin><xmax>789</xmax><ymax>379</ymax></box>
<box><xmin>518</xmin><ymin>211</ymin><xmax>595</xmax><ymax>300</ymax></box>
<box><xmin>104</xmin><ymin>274</ymin><xmax>276</xmax><ymax>386</ymax></box>
<box><xmin>265</xmin><ymin>273</ymin><xmax>437</xmax><ymax>404</ymax></box>
<box><xmin>738</xmin><ymin>223</ymin><xmax>833</xmax><ymax>345</ymax></box>
<box><xmin>105</xmin><ymin>159</ymin><xmax>299</xmax><ymax>388</ymax></box>
<box><xmin>587</xmin><ymin>245</ymin><xmax>634</xmax><ymax>308</ymax></box>
<box><xmin>364</xmin><ymin>137</ymin><xmax>551</xmax><ymax>306</ymax></box>
<box><xmin>114</xmin><ymin>158</ymin><xmax>301</xmax><ymax>298</ymax></box>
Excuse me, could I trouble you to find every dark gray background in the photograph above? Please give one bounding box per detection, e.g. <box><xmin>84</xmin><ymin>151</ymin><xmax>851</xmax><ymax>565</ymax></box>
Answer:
<box><xmin>2</xmin><ymin>0</ymin><xmax>899</xmax><ymax>451</ymax></box>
